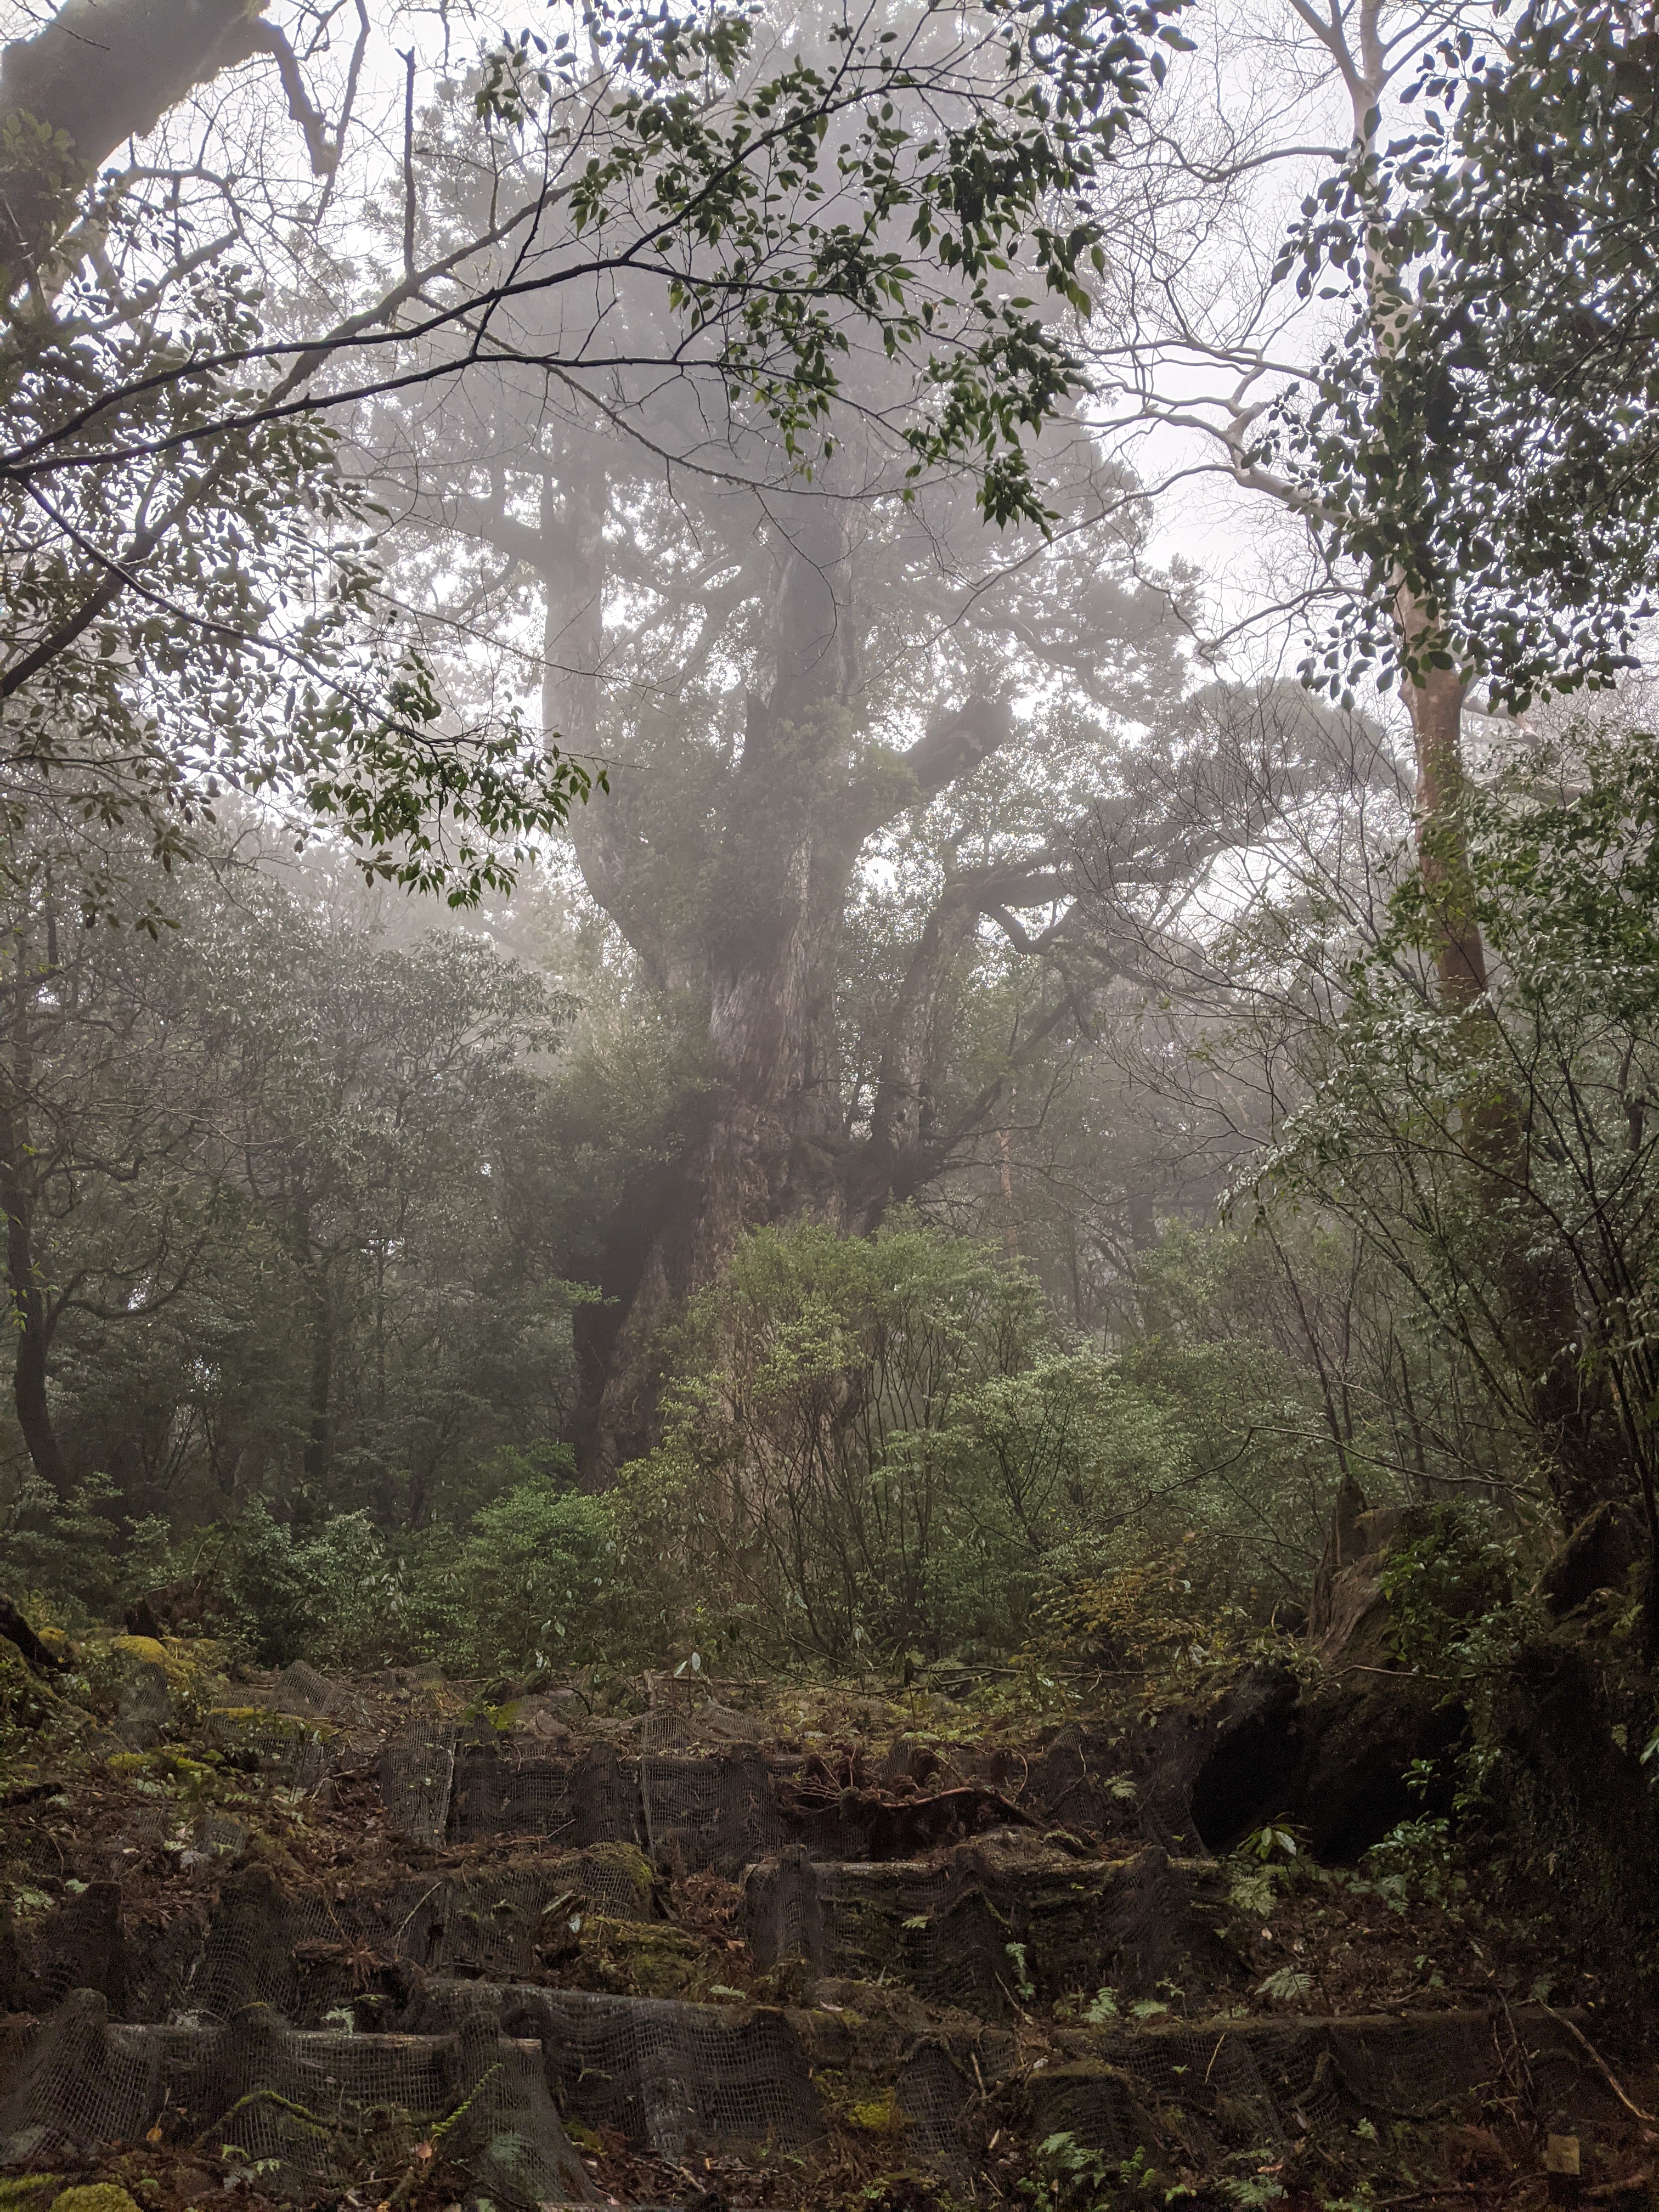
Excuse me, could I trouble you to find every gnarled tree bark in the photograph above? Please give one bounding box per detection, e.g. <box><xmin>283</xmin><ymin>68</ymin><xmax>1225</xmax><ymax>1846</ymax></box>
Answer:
<box><xmin>0</xmin><ymin>0</ymin><xmax>291</xmax><ymax>287</ymax></box>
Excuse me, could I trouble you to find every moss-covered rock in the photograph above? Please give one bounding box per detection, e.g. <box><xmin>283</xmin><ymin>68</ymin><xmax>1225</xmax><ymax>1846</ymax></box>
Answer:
<box><xmin>49</xmin><ymin>2187</ymin><xmax>143</xmax><ymax>2212</ymax></box>
<box><xmin>586</xmin><ymin>1837</ymin><xmax>654</xmax><ymax>1908</ymax></box>
<box><xmin>0</xmin><ymin>2179</ymin><xmax>60</xmax><ymax>2212</ymax></box>
<box><xmin>570</xmin><ymin>1911</ymin><xmax>718</xmax><ymax>1999</ymax></box>
<box><xmin>99</xmin><ymin>1634</ymin><xmax>219</xmax><ymax>1750</ymax></box>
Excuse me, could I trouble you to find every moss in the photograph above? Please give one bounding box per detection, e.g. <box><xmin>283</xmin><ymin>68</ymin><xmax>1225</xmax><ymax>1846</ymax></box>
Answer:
<box><xmin>235</xmin><ymin>1829</ymin><xmax>304</xmax><ymax>1882</ymax></box>
<box><xmin>845</xmin><ymin>2087</ymin><xmax>901</xmax><ymax>2134</ymax></box>
<box><xmin>0</xmin><ymin>2179</ymin><xmax>60</xmax><ymax>2212</ymax></box>
<box><xmin>586</xmin><ymin>1838</ymin><xmax>654</xmax><ymax>1902</ymax></box>
<box><xmin>207</xmin><ymin>1706</ymin><xmax>327</xmax><ymax>1740</ymax></box>
<box><xmin>814</xmin><ymin>2072</ymin><xmax>901</xmax><ymax>2134</ymax></box>
<box><xmin>49</xmin><ymin>2190</ymin><xmax>144</xmax><ymax>2212</ymax></box>
<box><xmin>578</xmin><ymin>1913</ymin><xmax>710</xmax><ymax>1999</ymax></box>
<box><xmin>106</xmin><ymin>1635</ymin><xmax>219</xmax><ymax>1712</ymax></box>
<box><xmin>155</xmin><ymin>1751</ymin><xmax>213</xmax><ymax>1782</ymax></box>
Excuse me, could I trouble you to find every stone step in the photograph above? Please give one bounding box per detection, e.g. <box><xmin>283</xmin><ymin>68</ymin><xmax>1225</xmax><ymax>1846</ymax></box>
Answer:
<box><xmin>0</xmin><ymin>1986</ymin><xmax>595</xmax><ymax>2205</ymax></box>
<box><xmin>742</xmin><ymin>1836</ymin><xmax>1248</xmax><ymax>2019</ymax></box>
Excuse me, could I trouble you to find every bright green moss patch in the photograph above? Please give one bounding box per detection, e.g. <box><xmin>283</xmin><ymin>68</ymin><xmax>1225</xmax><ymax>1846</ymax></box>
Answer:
<box><xmin>588</xmin><ymin>1837</ymin><xmax>654</xmax><ymax>1901</ymax></box>
<box><xmin>0</xmin><ymin>2176</ymin><xmax>60</xmax><ymax>2211</ymax></box>
<box><xmin>848</xmin><ymin>2088</ymin><xmax>901</xmax><ymax>2134</ymax></box>
<box><xmin>49</xmin><ymin>2187</ymin><xmax>144</xmax><ymax>2212</ymax></box>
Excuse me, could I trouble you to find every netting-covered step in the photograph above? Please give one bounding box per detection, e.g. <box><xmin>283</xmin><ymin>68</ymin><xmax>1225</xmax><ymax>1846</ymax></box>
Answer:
<box><xmin>0</xmin><ymin>1986</ymin><xmax>595</xmax><ymax>2204</ymax></box>
<box><xmin>383</xmin><ymin>1718</ymin><xmax>1144</xmax><ymax>1870</ymax></box>
<box><xmin>407</xmin><ymin>1973</ymin><xmax>1017</xmax><ymax>2171</ymax></box>
<box><xmin>438</xmin><ymin>1741</ymin><xmax>799</xmax><ymax>1872</ymax></box>
<box><xmin>742</xmin><ymin>1837</ymin><xmax>1246</xmax><ymax>2017</ymax></box>
<box><xmin>380</xmin><ymin>1726</ymin><xmax>800</xmax><ymax>1870</ymax></box>
<box><xmin>0</xmin><ymin>1849</ymin><xmax>659</xmax><ymax>2026</ymax></box>
<box><xmin>1020</xmin><ymin>2007</ymin><xmax>1611</xmax><ymax>2165</ymax></box>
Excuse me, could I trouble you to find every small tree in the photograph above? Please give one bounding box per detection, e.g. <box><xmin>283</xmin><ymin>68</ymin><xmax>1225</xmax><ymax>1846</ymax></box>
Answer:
<box><xmin>1265</xmin><ymin>729</ymin><xmax>1659</xmax><ymax>1547</ymax></box>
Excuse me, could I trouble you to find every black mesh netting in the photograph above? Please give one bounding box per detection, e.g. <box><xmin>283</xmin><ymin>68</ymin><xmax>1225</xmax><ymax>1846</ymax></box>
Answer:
<box><xmin>742</xmin><ymin>1839</ymin><xmax>1243</xmax><ymax>2016</ymax></box>
<box><xmin>1</xmin><ymin>1849</ymin><xmax>658</xmax><ymax>2025</ymax></box>
<box><xmin>1026</xmin><ymin>2008</ymin><xmax>1609</xmax><ymax>2166</ymax></box>
<box><xmin>180</xmin><ymin>1850</ymin><xmax>656</xmax><ymax>2025</ymax></box>
<box><xmin>2</xmin><ymin>1970</ymin><xmax>1605</xmax><ymax>2191</ymax></box>
<box><xmin>411</xmin><ymin>1975</ymin><xmax>1009</xmax><ymax>2173</ymax></box>
<box><xmin>0</xmin><ymin>1987</ymin><xmax>596</xmax><ymax>2205</ymax></box>
<box><xmin>433</xmin><ymin>1979</ymin><xmax>825</xmax><ymax>2157</ymax></box>
<box><xmin>428</xmin><ymin>1731</ymin><xmax>794</xmax><ymax>1872</ymax></box>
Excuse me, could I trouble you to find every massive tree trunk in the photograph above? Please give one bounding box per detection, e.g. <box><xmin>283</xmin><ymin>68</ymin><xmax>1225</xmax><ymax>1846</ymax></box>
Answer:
<box><xmin>591</xmin><ymin>499</ymin><xmax>861</xmax><ymax>1465</ymax></box>
<box><xmin>456</xmin><ymin>464</ymin><xmax>1060</xmax><ymax>1472</ymax></box>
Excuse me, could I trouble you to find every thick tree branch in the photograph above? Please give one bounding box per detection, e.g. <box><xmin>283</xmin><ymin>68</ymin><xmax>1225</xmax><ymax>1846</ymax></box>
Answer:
<box><xmin>0</xmin><ymin>0</ymin><xmax>272</xmax><ymax>283</ymax></box>
<box><xmin>900</xmin><ymin>696</ymin><xmax>1017</xmax><ymax>803</ymax></box>
<box><xmin>246</xmin><ymin>21</ymin><xmax>334</xmax><ymax>176</ymax></box>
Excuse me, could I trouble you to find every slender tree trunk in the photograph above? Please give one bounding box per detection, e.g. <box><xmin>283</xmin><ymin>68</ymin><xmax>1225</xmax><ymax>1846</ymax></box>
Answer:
<box><xmin>289</xmin><ymin>1194</ymin><xmax>332</xmax><ymax>1491</ymax></box>
<box><xmin>0</xmin><ymin>934</ymin><xmax>67</xmax><ymax>1495</ymax></box>
<box><xmin>0</xmin><ymin>1124</ymin><xmax>67</xmax><ymax>1496</ymax></box>
<box><xmin>1398</xmin><ymin>605</ymin><xmax>1604</xmax><ymax>1525</ymax></box>
<box><xmin>1402</xmin><ymin>656</ymin><xmax>1488</xmax><ymax>1009</ymax></box>
<box><xmin>303</xmin><ymin>1267</ymin><xmax>331</xmax><ymax>1489</ymax></box>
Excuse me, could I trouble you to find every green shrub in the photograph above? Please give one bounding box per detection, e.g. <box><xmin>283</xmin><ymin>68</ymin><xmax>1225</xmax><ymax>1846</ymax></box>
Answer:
<box><xmin>409</xmin><ymin>1477</ymin><xmax>612</xmax><ymax>1673</ymax></box>
<box><xmin>0</xmin><ymin>1469</ymin><xmax>126</xmax><ymax>1620</ymax></box>
<box><xmin>1378</xmin><ymin>1504</ymin><xmax>1512</xmax><ymax>1675</ymax></box>
<box><xmin>224</xmin><ymin>1500</ymin><xmax>400</xmax><ymax>1668</ymax></box>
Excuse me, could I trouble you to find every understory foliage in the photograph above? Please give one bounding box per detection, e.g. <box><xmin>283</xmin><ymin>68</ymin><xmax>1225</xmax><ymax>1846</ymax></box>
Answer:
<box><xmin>1266</xmin><ymin>729</ymin><xmax>1659</xmax><ymax>1534</ymax></box>
<box><xmin>13</xmin><ymin>728</ymin><xmax>1659</xmax><ymax>1684</ymax></box>
<box><xmin>604</xmin><ymin>1216</ymin><xmax>1357</xmax><ymax>1667</ymax></box>
<box><xmin>1</xmin><ymin>1206</ymin><xmax>1348</xmax><ymax>1675</ymax></box>
<box><xmin>0</xmin><ymin>1194</ymin><xmax>1353</xmax><ymax>1672</ymax></box>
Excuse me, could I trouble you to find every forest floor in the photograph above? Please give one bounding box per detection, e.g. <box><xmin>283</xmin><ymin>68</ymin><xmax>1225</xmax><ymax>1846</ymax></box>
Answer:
<box><xmin>0</xmin><ymin>1638</ymin><xmax>1654</xmax><ymax>2212</ymax></box>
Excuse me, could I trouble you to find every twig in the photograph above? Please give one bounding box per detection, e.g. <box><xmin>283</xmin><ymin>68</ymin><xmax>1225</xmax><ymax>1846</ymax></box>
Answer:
<box><xmin>393</xmin><ymin>1877</ymin><xmax>445</xmax><ymax>1940</ymax></box>
<box><xmin>1542</xmin><ymin>2002</ymin><xmax>1659</xmax><ymax>2125</ymax></box>
<box><xmin>194</xmin><ymin>2086</ymin><xmax>331</xmax><ymax>2147</ymax></box>
<box><xmin>400</xmin><ymin>50</ymin><xmax>417</xmax><ymax>282</ymax></box>
<box><xmin>1334</xmin><ymin>1663</ymin><xmax>1457</xmax><ymax>1684</ymax></box>
<box><xmin>315</xmin><ymin>0</ymin><xmax>370</xmax><ymax>224</ymax></box>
